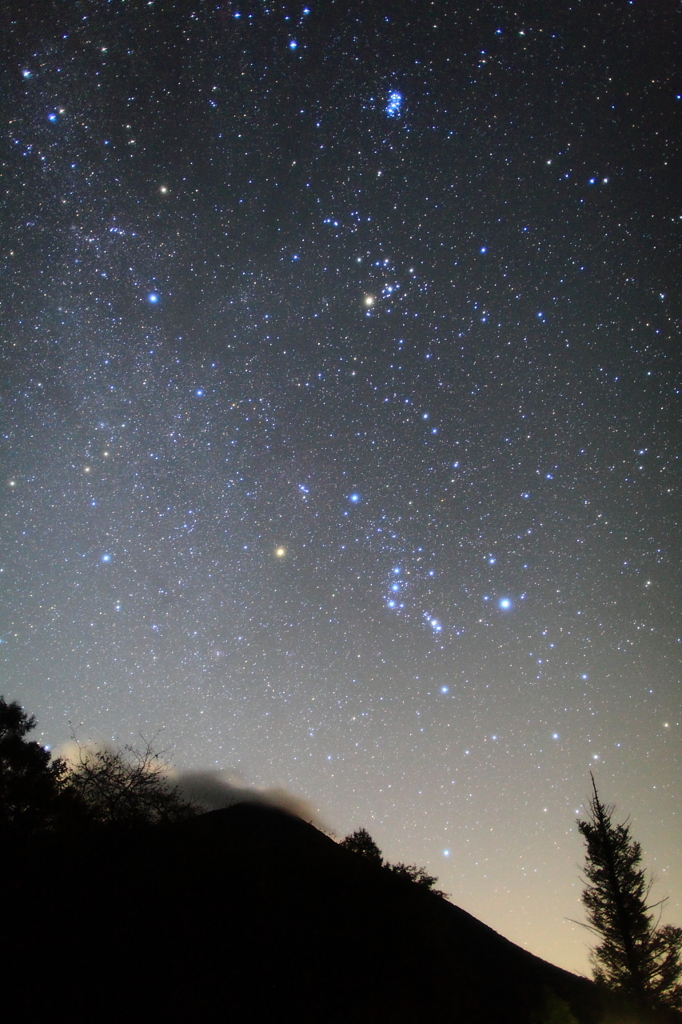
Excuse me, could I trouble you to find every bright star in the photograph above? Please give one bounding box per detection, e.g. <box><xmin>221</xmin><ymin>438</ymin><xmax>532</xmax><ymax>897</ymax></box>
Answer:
<box><xmin>349</xmin><ymin>493</ymin><xmax>360</xmax><ymax>503</ymax></box>
<box><xmin>499</xmin><ymin>598</ymin><xmax>512</xmax><ymax>610</ymax></box>
<box><xmin>275</xmin><ymin>547</ymin><xmax>286</xmax><ymax>558</ymax></box>
<box><xmin>147</xmin><ymin>293</ymin><xmax>159</xmax><ymax>304</ymax></box>
<box><xmin>101</xmin><ymin>554</ymin><xmax>111</xmax><ymax>563</ymax></box>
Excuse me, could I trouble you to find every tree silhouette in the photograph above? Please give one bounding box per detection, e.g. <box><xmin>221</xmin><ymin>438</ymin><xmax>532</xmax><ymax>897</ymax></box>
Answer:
<box><xmin>66</xmin><ymin>740</ymin><xmax>196</xmax><ymax>827</ymax></box>
<box><xmin>0</xmin><ymin>696</ymin><xmax>69</xmax><ymax>833</ymax></box>
<box><xmin>340</xmin><ymin>827</ymin><xmax>383</xmax><ymax>864</ymax></box>
<box><xmin>386</xmin><ymin>861</ymin><xmax>446</xmax><ymax>898</ymax></box>
<box><xmin>340</xmin><ymin>827</ymin><xmax>446</xmax><ymax>896</ymax></box>
<box><xmin>578</xmin><ymin>774</ymin><xmax>682</xmax><ymax>1010</ymax></box>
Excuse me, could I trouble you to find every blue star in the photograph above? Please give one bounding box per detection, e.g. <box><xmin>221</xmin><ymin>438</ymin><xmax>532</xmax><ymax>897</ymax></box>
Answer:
<box><xmin>499</xmin><ymin>598</ymin><xmax>512</xmax><ymax>610</ymax></box>
<box><xmin>349</xmin><ymin>493</ymin><xmax>360</xmax><ymax>503</ymax></box>
<box><xmin>147</xmin><ymin>292</ymin><xmax>160</xmax><ymax>304</ymax></box>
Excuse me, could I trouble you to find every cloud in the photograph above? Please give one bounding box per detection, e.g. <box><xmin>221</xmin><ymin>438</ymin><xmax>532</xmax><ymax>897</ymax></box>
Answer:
<box><xmin>176</xmin><ymin>770</ymin><xmax>329</xmax><ymax>832</ymax></box>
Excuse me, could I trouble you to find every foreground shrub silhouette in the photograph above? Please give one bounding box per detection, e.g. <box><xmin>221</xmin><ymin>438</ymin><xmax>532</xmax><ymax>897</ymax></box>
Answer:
<box><xmin>531</xmin><ymin>987</ymin><xmax>580</xmax><ymax>1024</ymax></box>
<box><xmin>578</xmin><ymin>774</ymin><xmax>682</xmax><ymax>1010</ymax></box>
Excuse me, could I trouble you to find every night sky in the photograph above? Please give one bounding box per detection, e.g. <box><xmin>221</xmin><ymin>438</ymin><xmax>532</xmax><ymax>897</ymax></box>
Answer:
<box><xmin>2</xmin><ymin>0</ymin><xmax>680</xmax><ymax>974</ymax></box>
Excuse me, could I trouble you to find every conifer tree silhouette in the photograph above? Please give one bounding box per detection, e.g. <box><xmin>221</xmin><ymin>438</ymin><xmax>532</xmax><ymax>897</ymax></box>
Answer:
<box><xmin>578</xmin><ymin>774</ymin><xmax>682</xmax><ymax>1010</ymax></box>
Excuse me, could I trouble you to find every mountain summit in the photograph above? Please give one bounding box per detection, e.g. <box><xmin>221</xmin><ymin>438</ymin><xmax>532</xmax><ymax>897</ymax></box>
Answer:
<box><xmin>3</xmin><ymin>802</ymin><xmax>676</xmax><ymax>1023</ymax></box>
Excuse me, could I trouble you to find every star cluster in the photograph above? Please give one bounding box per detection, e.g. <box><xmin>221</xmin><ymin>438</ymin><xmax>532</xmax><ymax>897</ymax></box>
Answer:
<box><xmin>1</xmin><ymin>1</ymin><xmax>680</xmax><ymax>974</ymax></box>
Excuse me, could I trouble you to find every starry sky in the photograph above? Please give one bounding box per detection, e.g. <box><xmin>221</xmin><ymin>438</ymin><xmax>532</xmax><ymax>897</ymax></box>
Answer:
<box><xmin>2</xmin><ymin>0</ymin><xmax>680</xmax><ymax>974</ymax></box>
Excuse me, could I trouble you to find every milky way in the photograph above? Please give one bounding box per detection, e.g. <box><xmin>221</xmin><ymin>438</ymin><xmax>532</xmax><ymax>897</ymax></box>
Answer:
<box><xmin>2</xmin><ymin>1</ymin><xmax>680</xmax><ymax>973</ymax></box>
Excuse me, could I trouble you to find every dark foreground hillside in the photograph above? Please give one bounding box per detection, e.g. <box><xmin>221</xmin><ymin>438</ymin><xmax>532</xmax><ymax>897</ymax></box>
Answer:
<box><xmin>2</xmin><ymin>803</ymin><xmax>677</xmax><ymax>1024</ymax></box>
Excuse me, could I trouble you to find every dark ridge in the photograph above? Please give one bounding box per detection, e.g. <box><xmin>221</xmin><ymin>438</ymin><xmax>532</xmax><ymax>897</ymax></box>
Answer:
<box><xmin>2</xmin><ymin>802</ymin><xmax>677</xmax><ymax>1024</ymax></box>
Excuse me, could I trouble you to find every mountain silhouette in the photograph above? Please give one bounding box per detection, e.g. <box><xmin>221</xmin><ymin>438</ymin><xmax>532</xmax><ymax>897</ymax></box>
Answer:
<box><xmin>2</xmin><ymin>802</ymin><xmax>677</xmax><ymax>1023</ymax></box>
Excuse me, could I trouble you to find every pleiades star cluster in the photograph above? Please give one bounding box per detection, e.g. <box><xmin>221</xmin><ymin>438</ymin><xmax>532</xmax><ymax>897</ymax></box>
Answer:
<box><xmin>1</xmin><ymin>0</ymin><xmax>680</xmax><ymax>974</ymax></box>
